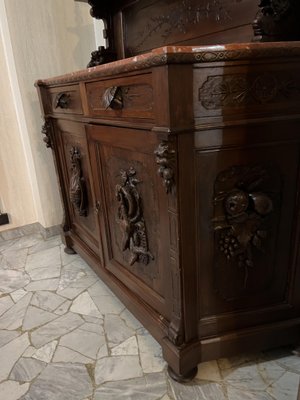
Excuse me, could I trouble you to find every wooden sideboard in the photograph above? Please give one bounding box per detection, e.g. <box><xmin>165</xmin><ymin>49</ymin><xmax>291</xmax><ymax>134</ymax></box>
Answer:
<box><xmin>36</xmin><ymin>42</ymin><xmax>300</xmax><ymax>381</ymax></box>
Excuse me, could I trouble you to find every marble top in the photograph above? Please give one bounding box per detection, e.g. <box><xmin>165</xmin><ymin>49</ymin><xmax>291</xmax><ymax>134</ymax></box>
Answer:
<box><xmin>36</xmin><ymin>42</ymin><xmax>300</xmax><ymax>87</ymax></box>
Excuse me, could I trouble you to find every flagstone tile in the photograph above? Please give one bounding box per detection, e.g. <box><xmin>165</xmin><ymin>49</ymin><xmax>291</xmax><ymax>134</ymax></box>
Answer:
<box><xmin>111</xmin><ymin>336</ymin><xmax>139</xmax><ymax>356</ymax></box>
<box><xmin>25</xmin><ymin>246</ymin><xmax>61</xmax><ymax>272</ymax></box>
<box><xmin>21</xmin><ymin>363</ymin><xmax>93</xmax><ymax>400</ymax></box>
<box><xmin>31</xmin><ymin>312</ymin><xmax>83</xmax><ymax>348</ymax></box>
<box><xmin>195</xmin><ymin>360</ymin><xmax>222</xmax><ymax>382</ymax></box>
<box><xmin>53</xmin><ymin>346</ymin><xmax>93</xmax><ymax>364</ymax></box>
<box><xmin>70</xmin><ymin>292</ymin><xmax>102</xmax><ymax>318</ymax></box>
<box><xmin>0</xmin><ymin>292</ymin><xmax>32</xmax><ymax>330</ymax></box>
<box><xmin>137</xmin><ymin>329</ymin><xmax>165</xmax><ymax>373</ymax></box>
<box><xmin>94</xmin><ymin>372</ymin><xmax>168</xmax><ymax>400</ymax></box>
<box><xmin>10</xmin><ymin>357</ymin><xmax>46</xmax><ymax>382</ymax></box>
<box><xmin>266</xmin><ymin>371</ymin><xmax>299</xmax><ymax>400</ymax></box>
<box><xmin>25</xmin><ymin>278</ymin><xmax>60</xmax><ymax>292</ymax></box>
<box><xmin>31</xmin><ymin>340</ymin><xmax>58</xmax><ymax>363</ymax></box>
<box><xmin>54</xmin><ymin>300</ymin><xmax>72</xmax><ymax>315</ymax></box>
<box><xmin>28</xmin><ymin>236</ymin><xmax>61</xmax><ymax>255</ymax></box>
<box><xmin>169</xmin><ymin>379</ymin><xmax>227</xmax><ymax>400</ymax></box>
<box><xmin>31</xmin><ymin>291</ymin><xmax>65</xmax><ymax>312</ymax></box>
<box><xmin>0</xmin><ymin>295</ymin><xmax>14</xmax><ymax>316</ymax></box>
<box><xmin>0</xmin><ymin>270</ymin><xmax>30</xmax><ymax>293</ymax></box>
<box><xmin>23</xmin><ymin>306</ymin><xmax>58</xmax><ymax>331</ymax></box>
<box><xmin>2</xmin><ymin>248</ymin><xmax>28</xmax><ymax>270</ymax></box>
<box><xmin>60</xmin><ymin>327</ymin><xmax>106</xmax><ymax>359</ymax></box>
<box><xmin>0</xmin><ymin>333</ymin><xmax>30</xmax><ymax>381</ymax></box>
<box><xmin>10</xmin><ymin>288</ymin><xmax>27</xmax><ymax>303</ymax></box>
<box><xmin>0</xmin><ymin>330</ymin><xmax>20</xmax><ymax>348</ymax></box>
<box><xmin>95</xmin><ymin>355</ymin><xmax>143</xmax><ymax>385</ymax></box>
<box><xmin>0</xmin><ymin>381</ymin><xmax>30</xmax><ymax>400</ymax></box>
<box><xmin>104</xmin><ymin>314</ymin><xmax>135</xmax><ymax>348</ymax></box>
<box><xmin>227</xmin><ymin>387</ymin><xmax>275</xmax><ymax>400</ymax></box>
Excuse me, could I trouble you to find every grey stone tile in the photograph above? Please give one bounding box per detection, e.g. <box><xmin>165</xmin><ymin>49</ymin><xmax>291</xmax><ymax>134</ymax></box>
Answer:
<box><xmin>120</xmin><ymin>309</ymin><xmax>143</xmax><ymax>331</ymax></box>
<box><xmin>21</xmin><ymin>363</ymin><xmax>93</xmax><ymax>400</ymax></box>
<box><xmin>70</xmin><ymin>292</ymin><xmax>102</xmax><ymax>318</ymax></box>
<box><xmin>223</xmin><ymin>361</ymin><xmax>286</xmax><ymax>391</ymax></box>
<box><xmin>23</xmin><ymin>306</ymin><xmax>58</xmax><ymax>330</ymax></box>
<box><xmin>266</xmin><ymin>371</ymin><xmax>300</xmax><ymax>400</ymax></box>
<box><xmin>0</xmin><ymin>270</ymin><xmax>30</xmax><ymax>293</ymax></box>
<box><xmin>0</xmin><ymin>380</ymin><xmax>30</xmax><ymax>400</ymax></box>
<box><xmin>137</xmin><ymin>328</ymin><xmax>165</xmax><ymax>373</ymax></box>
<box><xmin>111</xmin><ymin>336</ymin><xmax>138</xmax><ymax>356</ymax></box>
<box><xmin>54</xmin><ymin>300</ymin><xmax>72</xmax><ymax>315</ymax></box>
<box><xmin>1</xmin><ymin>248</ymin><xmax>28</xmax><ymax>270</ymax></box>
<box><xmin>0</xmin><ymin>330</ymin><xmax>20</xmax><ymax>348</ymax></box>
<box><xmin>88</xmin><ymin>280</ymin><xmax>114</xmax><ymax>297</ymax></box>
<box><xmin>170</xmin><ymin>380</ymin><xmax>227</xmax><ymax>400</ymax></box>
<box><xmin>31</xmin><ymin>340</ymin><xmax>58</xmax><ymax>363</ymax></box>
<box><xmin>27</xmin><ymin>264</ymin><xmax>61</xmax><ymax>281</ymax></box>
<box><xmin>218</xmin><ymin>353</ymin><xmax>259</xmax><ymax>371</ymax></box>
<box><xmin>276</xmin><ymin>354</ymin><xmax>300</xmax><ymax>374</ymax></box>
<box><xmin>60</xmin><ymin>327</ymin><xmax>106</xmax><ymax>359</ymax></box>
<box><xmin>25</xmin><ymin>278</ymin><xmax>60</xmax><ymax>292</ymax></box>
<box><xmin>28</xmin><ymin>236</ymin><xmax>61</xmax><ymax>255</ymax></box>
<box><xmin>31</xmin><ymin>312</ymin><xmax>83</xmax><ymax>348</ymax></box>
<box><xmin>53</xmin><ymin>346</ymin><xmax>93</xmax><ymax>364</ymax></box>
<box><xmin>94</xmin><ymin>372</ymin><xmax>168</xmax><ymax>400</ymax></box>
<box><xmin>10</xmin><ymin>357</ymin><xmax>46</xmax><ymax>382</ymax></box>
<box><xmin>26</xmin><ymin>246</ymin><xmax>61</xmax><ymax>271</ymax></box>
<box><xmin>104</xmin><ymin>314</ymin><xmax>135</xmax><ymax>348</ymax></box>
<box><xmin>0</xmin><ymin>333</ymin><xmax>30</xmax><ymax>381</ymax></box>
<box><xmin>79</xmin><ymin>322</ymin><xmax>104</xmax><ymax>335</ymax></box>
<box><xmin>31</xmin><ymin>291</ymin><xmax>65</xmax><ymax>312</ymax></box>
<box><xmin>0</xmin><ymin>292</ymin><xmax>32</xmax><ymax>330</ymax></box>
<box><xmin>11</xmin><ymin>288</ymin><xmax>27</xmax><ymax>303</ymax></box>
<box><xmin>0</xmin><ymin>295</ymin><xmax>14</xmax><ymax>316</ymax></box>
<box><xmin>8</xmin><ymin>234</ymin><xmax>43</xmax><ymax>251</ymax></box>
<box><xmin>91</xmin><ymin>293</ymin><xmax>125</xmax><ymax>315</ymax></box>
<box><xmin>227</xmin><ymin>387</ymin><xmax>275</xmax><ymax>400</ymax></box>
<box><xmin>95</xmin><ymin>355</ymin><xmax>143</xmax><ymax>385</ymax></box>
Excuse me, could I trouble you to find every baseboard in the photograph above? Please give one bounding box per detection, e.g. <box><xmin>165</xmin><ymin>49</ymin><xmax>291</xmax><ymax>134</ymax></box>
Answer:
<box><xmin>0</xmin><ymin>222</ymin><xmax>60</xmax><ymax>241</ymax></box>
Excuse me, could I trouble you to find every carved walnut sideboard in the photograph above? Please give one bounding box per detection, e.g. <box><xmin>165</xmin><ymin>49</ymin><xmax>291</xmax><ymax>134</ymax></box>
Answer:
<box><xmin>36</xmin><ymin>41</ymin><xmax>300</xmax><ymax>381</ymax></box>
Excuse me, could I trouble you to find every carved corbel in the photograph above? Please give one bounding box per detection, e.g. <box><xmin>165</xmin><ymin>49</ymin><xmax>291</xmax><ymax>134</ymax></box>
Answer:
<box><xmin>116</xmin><ymin>167</ymin><xmax>154</xmax><ymax>266</ymax></box>
<box><xmin>69</xmin><ymin>147</ymin><xmax>88</xmax><ymax>217</ymax></box>
<box><xmin>42</xmin><ymin>119</ymin><xmax>52</xmax><ymax>149</ymax></box>
<box><xmin>154</xmin><ymin>141</ymin><xmax>176</xmax><ymax>194</ymax></box>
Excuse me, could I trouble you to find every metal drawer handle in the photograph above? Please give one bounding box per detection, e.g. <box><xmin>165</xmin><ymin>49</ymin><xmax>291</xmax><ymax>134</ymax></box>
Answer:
<box><xmin>103</xmin><ymin>86</ymin><xmax>123</xmax><ymax>110</ymax></box>
<box><xmin>55</xmin><ymin>93</ymin><xmax>71</xmax><ymax>109</ymax></box>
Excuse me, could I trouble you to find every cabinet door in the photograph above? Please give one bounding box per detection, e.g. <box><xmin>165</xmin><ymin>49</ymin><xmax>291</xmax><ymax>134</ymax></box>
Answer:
<box><xmin>87</xmin><ymin>124</ymin><xmax>173</xmax><ymax>319</ymax></box>
<box><xmin>55</xmin><ymin>119</ymin><xmax>103</xmax><ymax>261</ymax></box>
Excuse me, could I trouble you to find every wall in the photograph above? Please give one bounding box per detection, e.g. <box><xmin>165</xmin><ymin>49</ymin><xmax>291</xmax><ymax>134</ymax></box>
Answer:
<box><xmin>0</xmin><ymin>0</ymin><xmax>97</xmax><ymax>231</ymax></box>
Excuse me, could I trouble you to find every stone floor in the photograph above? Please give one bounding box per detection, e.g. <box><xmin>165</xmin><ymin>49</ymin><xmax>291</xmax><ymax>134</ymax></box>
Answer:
<box><xmin>0</xmin><ymin>232</ymin><xmax>300</xmax><ymax>399</ymax></box>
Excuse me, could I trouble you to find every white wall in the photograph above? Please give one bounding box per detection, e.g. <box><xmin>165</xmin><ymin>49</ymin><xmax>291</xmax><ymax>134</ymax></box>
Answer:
<box><xmin>0</xmin><ymin>0</ymin><xmax>97</xmax><ymax>231</ymax></box>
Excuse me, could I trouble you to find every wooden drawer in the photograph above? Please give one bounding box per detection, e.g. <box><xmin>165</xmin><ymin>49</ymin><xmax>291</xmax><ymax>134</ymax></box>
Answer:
<box><xmin>48</xmin><ymin>85</ymin><xmax>83</xmax><ymax>115</ymax></box>
<box><xmin>84</xmin><ymin>73</ymin><xmax>154</xmax><ymax>121</ymax></box>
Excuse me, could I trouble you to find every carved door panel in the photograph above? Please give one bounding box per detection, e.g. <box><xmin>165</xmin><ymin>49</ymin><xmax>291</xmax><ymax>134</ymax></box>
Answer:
<box><xmin>87</xmin><ymin>124</ymin><xmax>173</xmax><ymax>319</ymax></box>
<box><xmin>195</xmin><ymin>122</ymin><xmax>300</xmax><ymax>337</ymax></box>
<box><xmin>55</xmin><ymin>119</ymin><xmax>103</xmax><ymax>260</ymax></box>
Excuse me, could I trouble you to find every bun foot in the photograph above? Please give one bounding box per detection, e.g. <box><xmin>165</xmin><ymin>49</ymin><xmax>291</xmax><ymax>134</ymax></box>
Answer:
<box><xmin>64</xmin><ymin>246</ymin><xmax>76</xmax><ymax>255</ymax></box>
<box><xmin>167</xmin><ymin>365</ymin><xmax>198</xmax><ymax>383</ymax></box>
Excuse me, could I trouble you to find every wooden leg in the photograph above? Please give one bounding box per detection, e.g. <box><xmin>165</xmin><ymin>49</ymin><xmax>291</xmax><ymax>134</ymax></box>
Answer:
<box><xmin>167</xmin><ymin>365</ymin><xmax>198</xmax><ymax>383</ymax></box>
<box><xmin>64</xmin><ymin>246</ymin><xmax>76</xmax><ymax>255</ymax></box>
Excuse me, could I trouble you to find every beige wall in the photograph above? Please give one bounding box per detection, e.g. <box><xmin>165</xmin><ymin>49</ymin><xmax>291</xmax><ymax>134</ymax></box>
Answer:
<box><xmin>0</xmin><ymin>0</ymin><xmax>97</xmax><ymax>231</ymax></box>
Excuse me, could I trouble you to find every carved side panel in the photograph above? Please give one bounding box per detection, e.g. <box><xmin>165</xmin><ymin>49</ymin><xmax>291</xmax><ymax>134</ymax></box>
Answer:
<box><xmin>212</xmin><ymin>165</ymin><xmax>277</xmax><ymax>288</ymax></box>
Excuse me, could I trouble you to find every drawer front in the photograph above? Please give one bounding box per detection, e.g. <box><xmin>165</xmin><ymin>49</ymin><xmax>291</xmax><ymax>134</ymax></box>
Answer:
<box><xmin>48</xmin><ymin>85</ymin><xmax>83</xmax><ymax>115</ymax></box>
<box><xmin>85</xmin><ymin>73</ymin><xmax>154</xmax><ymax>120</ymax></box>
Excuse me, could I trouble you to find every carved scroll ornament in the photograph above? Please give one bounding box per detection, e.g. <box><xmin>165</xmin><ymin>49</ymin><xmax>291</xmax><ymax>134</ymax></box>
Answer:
<box><xmin>154</xmin><ymin>141</ymin><xmax>176</xmax><ymax>194</ymax></box>
<box><xmin>116</xmin><ymin>167</ymin><xmax>154</xmax><ymax>266</ymax></box>
<box><xmin>213</xmin><ymin>165</ymin><xmax>274</xmax><ymax>287</ymax></box>
<box><xmin>69</xmin><ymin>147</ymin><xmax>88</xmax><ymax>217</ymax></box>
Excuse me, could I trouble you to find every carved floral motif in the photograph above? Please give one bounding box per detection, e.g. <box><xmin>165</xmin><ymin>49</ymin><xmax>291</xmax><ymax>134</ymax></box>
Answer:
<box><xmin>212</xmin><ymin>165</ymin><xmax>274</xmax><ymax>287</ymax></box>
<box><xmin>69</xmin><ymin>147</ymin><xmax>88</xmax><ymax>217</ymax></box>
<box><xmin>116</xmin><ymin>167</ymin><xmax>154</xmax><ymax>266</ymax></box>
<box><xmin>42</xmin><ymin>120</ymin><xmax>52</xmax><ymax>149</ymax></box>
<box><xmin>199</xmin><ymin>73</ymin><xmax>300</xmax><ymax>110</ymax></box>
<box><xmin>154</xmin><ymin>141</ymin><xmax>176</xmax><ymax>194</ymax></box>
